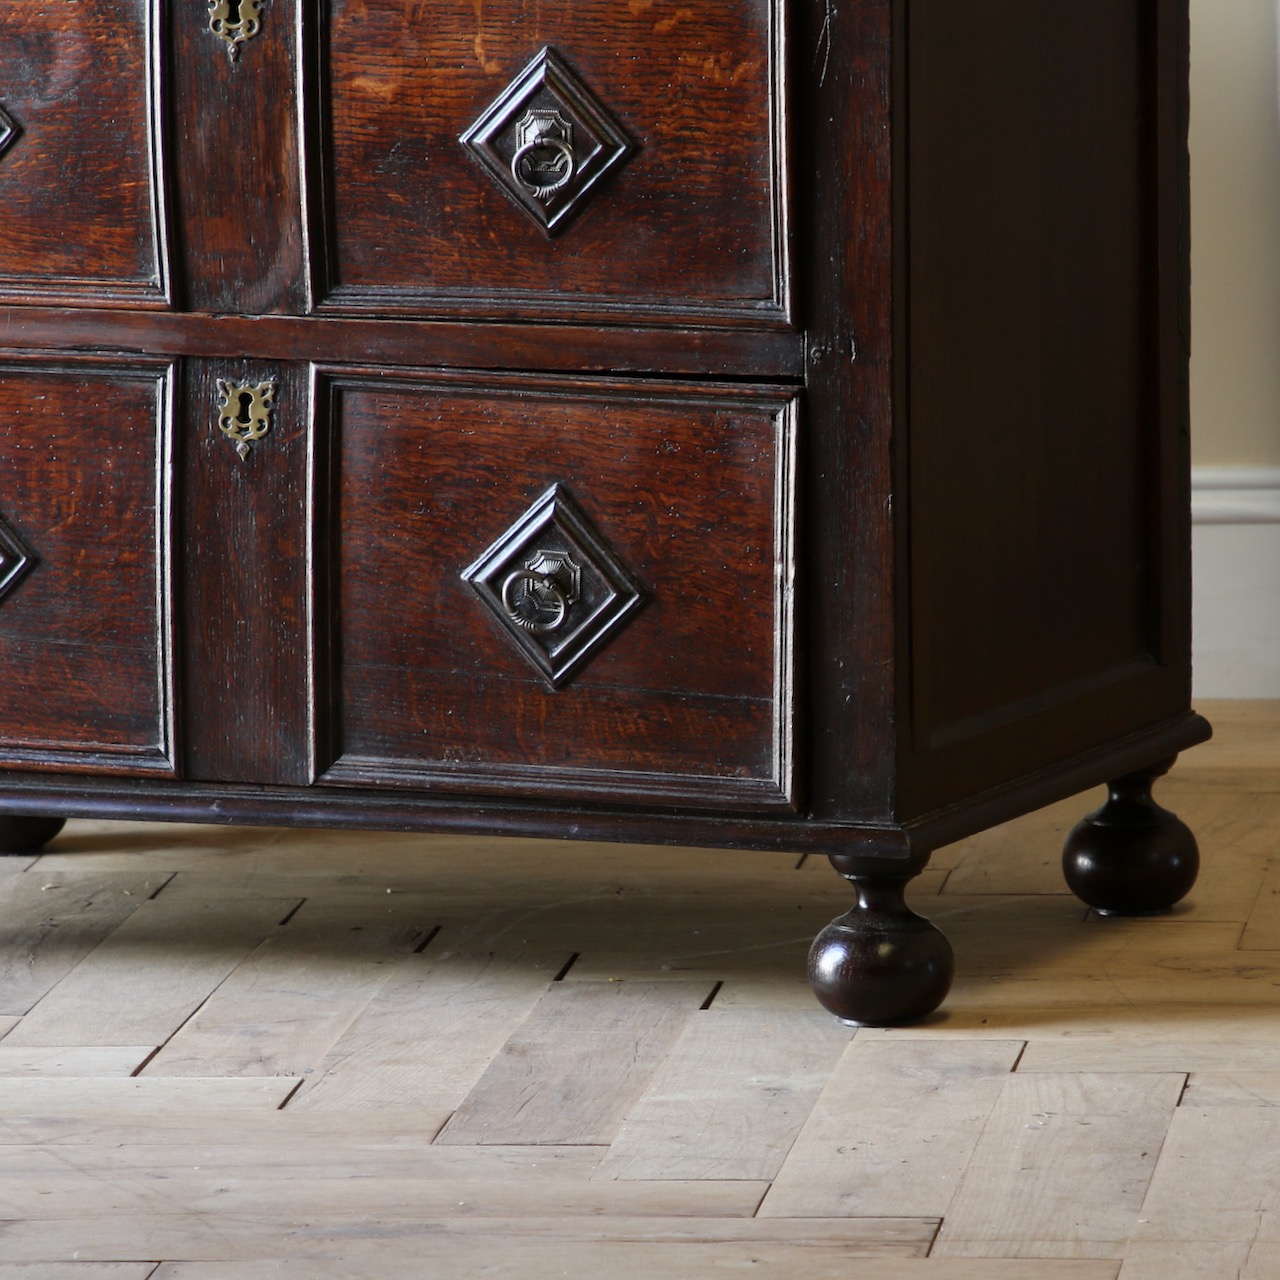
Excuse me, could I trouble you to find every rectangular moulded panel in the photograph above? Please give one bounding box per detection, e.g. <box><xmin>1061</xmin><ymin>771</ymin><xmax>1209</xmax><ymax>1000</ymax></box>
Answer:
<box><xmin>0</xmin><ymin>0</ymin><xmax>168</xmax><ymax>306</ymax></box>
<box><xmin>0</xmin><ymin>358</ymin><xmax>175</xmax><ymax>775</ymax></box>
<box><xmin>316</xmin><ymin>0</ymin><xmax>789</xmax><ymax>326</ymax></box>
<box><xmin>316</xmin><ymin>371</ymin><xmax>797</xmax><ymax>810</ymax></box>
<box><xmin>901</xmin><ymin>0</ymin><xmax>1190</xmax><ymax>815</ymax></box>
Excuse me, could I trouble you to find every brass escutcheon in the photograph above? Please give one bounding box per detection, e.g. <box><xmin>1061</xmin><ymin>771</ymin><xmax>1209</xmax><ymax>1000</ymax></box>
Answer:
<box><xmin>208</xmin><ymin>0</ymin><xmax>263</xmax><ymax>61</ymax></box>
<box><xmin>216</xmin><ymin>379</ymin><xmax>276</xmax><ymax>460</ymax></box>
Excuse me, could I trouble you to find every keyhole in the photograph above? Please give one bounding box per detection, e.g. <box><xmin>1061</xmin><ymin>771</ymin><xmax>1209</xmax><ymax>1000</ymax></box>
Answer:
<box><xmin>225</xmin><ymin>0</ymin><xmax>243</xmax><ymax>21</ymax></box>
<box><xmin>235</xmin><ymin>391</ymin><xmax>254</xmax><ymax>425</ymax></box>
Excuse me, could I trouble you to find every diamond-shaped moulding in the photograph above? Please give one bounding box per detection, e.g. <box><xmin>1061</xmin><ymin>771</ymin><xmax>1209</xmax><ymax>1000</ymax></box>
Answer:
<box><xmin>461</xmin><ymin>485</ymin><xmax>647</xmax><ymax>689</ymax></box>
<box><xmin>0</xmin><ymin>509</ymin><xmax>36</xmax><ymax>605</ymax></box>
<box><xmin>459</xmin><ymin>47</ymin><xmax>636</xmax><ymax>236</ymax></box>
<box><xmin>0</xmin><ymin>104</ymin><xmax>20</xmax><ymax>164</ymax></box>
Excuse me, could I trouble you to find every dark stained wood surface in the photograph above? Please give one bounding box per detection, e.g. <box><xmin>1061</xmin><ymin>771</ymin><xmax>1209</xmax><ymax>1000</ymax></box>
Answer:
<box><xmin>170</xmin><ymin>0</ymin><xmax>308</xmax><ymax>313</ymax></box>
<box><xmin>317</xmin><ymin>0</ymin><xmax>789</xmax><ymax>324</ymax></box>
<box><xmin>898</xmin><ymin>0</ymin><xmax>1193</xmax><ymax>815</ymax></box>
<box><xmin>0</xmin><ymin>359</ymin><xmax>173</xmax><ymax>772</ymax></box>
<box><xmin>0</xmin><ymin>0</ymin><xmax>167</xmax><ymax>305</ymax></box>
<box><xmin>0</xmin><ymin>0</ymin><xmax>1206</xmax><ymax>1022</ymax></box>
<box><xmin>178</xmin><ymin>360</ymin><xmax>313</xmax><ymax>785</ymax></box>
<box><xmin>318</xmin><ymin>372</ymin><xmax>797</xmax><ymax>809</ymax></box>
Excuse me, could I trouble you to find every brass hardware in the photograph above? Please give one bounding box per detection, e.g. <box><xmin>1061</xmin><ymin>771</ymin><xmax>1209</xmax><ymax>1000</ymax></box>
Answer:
<box><xmin>208</xmin><ymin>0</ymin><xmax>263</xmax><ymax>61</ymax></box>
<box><xmin>510</xmin><ymin>111</ymin><xmax>576</xmax><ymax>200</ymax></box>
<box><xmin>461</xmin><ymin>485</ymin><xmax>646</xmax><ymax>689</ymax></box>
<box><xmin>216</xmin><ymin>379</ymin><xmax>276</xmax><ymax>460</ymax></box>
<box><xmin>460</xmin><ymin>47</ymin><xmax>636</xmax><ymax>236</ymax></box>
<box><xmin>501</xmin><ymin>550</ymin><xmax>582</xmax><ymax>635</ymax></box>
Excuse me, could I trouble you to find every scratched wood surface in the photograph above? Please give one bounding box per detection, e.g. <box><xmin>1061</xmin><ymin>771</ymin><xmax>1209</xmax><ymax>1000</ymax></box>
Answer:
<box><xmin>0</xmin><ymin>700</ymin><xmax>1275</xmax><ymax>1277</ymax></box>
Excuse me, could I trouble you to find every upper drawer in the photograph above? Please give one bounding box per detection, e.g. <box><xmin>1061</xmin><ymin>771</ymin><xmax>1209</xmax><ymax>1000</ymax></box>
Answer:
<box><xmin>0</xmin><ymin>1</ymin><xmax>168</xmax><ymax>308</ymax></box>
<box><xmin>317</xmin><ymin>0</ymin><xmax>789</xmax><ymax>326</ymax></box>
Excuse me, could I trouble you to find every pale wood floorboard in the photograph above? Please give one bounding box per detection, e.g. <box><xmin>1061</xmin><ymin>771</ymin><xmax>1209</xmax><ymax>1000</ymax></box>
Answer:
<box><xmin>0</xmin><ymin>699</ymin><xmax>1276</xmax><ymax>1274</ymax></box>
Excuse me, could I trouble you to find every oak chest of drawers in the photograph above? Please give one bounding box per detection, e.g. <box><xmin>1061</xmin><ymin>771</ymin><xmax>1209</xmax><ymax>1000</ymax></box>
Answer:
<box><xmin>0</xmin><ymin>0</ymin><xmax>1209</xmax><ymax>1024</ymax></box>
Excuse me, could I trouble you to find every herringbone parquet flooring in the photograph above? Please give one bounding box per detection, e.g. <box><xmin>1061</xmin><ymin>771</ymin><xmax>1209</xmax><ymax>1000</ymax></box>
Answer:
<box><xmin>2</xmin><ymin>701</ymin><xmax>1278</xmax><ymax>1278</ymax></box>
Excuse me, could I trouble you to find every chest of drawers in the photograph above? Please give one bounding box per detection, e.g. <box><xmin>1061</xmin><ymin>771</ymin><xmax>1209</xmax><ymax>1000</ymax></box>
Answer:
<box><xmin>0</xmin><ymin>0</ymin><xmax>1209</xmax><ymax>1025</ymax></box>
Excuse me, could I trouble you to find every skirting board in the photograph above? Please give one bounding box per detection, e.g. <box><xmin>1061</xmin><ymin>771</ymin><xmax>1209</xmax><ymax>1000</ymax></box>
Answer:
<box><xmin>1192</xmin><ymin>466</ymin><xmax>1280</xmax><ymax>698</ymax></box>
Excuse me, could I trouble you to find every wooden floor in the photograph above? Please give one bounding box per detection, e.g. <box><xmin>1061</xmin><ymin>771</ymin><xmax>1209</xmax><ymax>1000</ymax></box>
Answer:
<box><xmin>2</xmin><ymin>702</ymin><xmax>1279</xmax><ymax>1277</ymax></box>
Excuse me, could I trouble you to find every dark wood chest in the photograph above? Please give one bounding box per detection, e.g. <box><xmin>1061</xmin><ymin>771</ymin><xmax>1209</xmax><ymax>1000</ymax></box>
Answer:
<box><xmin>0</xmin><ymin>0</ymin><xmax>1209</xmax><ymax>1023</ymax></box>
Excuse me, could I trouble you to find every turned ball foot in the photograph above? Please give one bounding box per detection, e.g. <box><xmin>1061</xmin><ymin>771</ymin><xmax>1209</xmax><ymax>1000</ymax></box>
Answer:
<box><xmin>0</xmin><ymin>816</ymin><xmax>66</xmax><ymax>854</ymax></box>
<box><xmin>1063</xmin><ymin>759</ymin><xmax>1198</xmax><ymax>915</ymax></box>
<box><xmin>809</xmin><ymin>873</ymin><xmax>954</xmax><ymax>1027</ymax></box>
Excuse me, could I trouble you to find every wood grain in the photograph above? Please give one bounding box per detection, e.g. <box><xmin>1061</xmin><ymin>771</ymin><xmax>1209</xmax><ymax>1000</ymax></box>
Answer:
<box><xmin>436</xmin><ymin>980</ymin><xmax>706</xmax><ymax>1145</ymax></box>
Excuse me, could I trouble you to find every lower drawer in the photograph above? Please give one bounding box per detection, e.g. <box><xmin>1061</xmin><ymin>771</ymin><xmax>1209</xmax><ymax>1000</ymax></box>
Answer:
<box><xmin>316</xmin><ymin>370</ymin><xmax>798</xmax><ymax>810</ymax></box>
<box><xmin>0</xmin><ymin>357</ymin><xmax>174</xmax><ymax>775</ymax></box>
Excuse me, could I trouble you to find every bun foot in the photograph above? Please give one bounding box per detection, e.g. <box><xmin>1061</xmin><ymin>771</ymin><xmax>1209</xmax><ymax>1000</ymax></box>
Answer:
<box><xmin>0</xmin><ymin>816</ymin><xmax>66</xmax><ymax>854</ymax></box>
<box><xmin>809</xmin><ymin>873</ymin><xmax>954</xmax><ymax>1026</ymax></box>
<box><xmin>1063</xmin><ymin>759</ymin><xmax>1198</xmax><ymax>915</ymax></box>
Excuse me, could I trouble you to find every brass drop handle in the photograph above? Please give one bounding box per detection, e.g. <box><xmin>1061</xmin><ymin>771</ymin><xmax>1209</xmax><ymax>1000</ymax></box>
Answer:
<box><xmin>509</xmin><ymin>111</ymin><xmax>577</xmax><ymax>201</ymax></box>
<box><xmin>502</xmin><ymin>570</ymin><xmax>570</xmax><ymax>634</ymax></box>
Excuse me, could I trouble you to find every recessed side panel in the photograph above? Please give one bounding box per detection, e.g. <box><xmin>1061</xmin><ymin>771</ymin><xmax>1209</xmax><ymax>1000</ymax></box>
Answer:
<box><xmin>0</xmin><ymin>0</ymin><xmax>168</xmax><ymax>306</ymax></box>
<box><xmin>316</xmin><ymin>0</ymin><xmax>789</xmax><ymax>326</ymax></box>
<box><xmin>316</xmin><ymin>372</ymin><xmax>797</xmax><ymax>810</ymax></box>
<box><xmin>902</xmin><ymin>0</ymin><xmax>1191</xmax><ymax>815</ymax></box>
<box><xmin>0</xmin><ymin>358</ymin><xmax>175</xmax><ymax>774</ymax></box>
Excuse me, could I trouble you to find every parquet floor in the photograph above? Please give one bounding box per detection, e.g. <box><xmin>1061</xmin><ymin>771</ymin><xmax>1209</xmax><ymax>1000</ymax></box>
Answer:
<box><xmin>3</xmin><ymin>702</ymin><xmax>1280</xmax><ymax>1277</ymax></box>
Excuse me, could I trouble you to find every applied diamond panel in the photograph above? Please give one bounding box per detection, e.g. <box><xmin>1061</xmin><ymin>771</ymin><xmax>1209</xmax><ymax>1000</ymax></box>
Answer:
<box><xmin>462</xmin><ymin>484</ymin><xmax>646</xmax><ymax>688</ymax></box>
<box><xmin>460</xmin><ymin>47</ymin><xmax>636</xmax><ymax>236</ymax></box>
<box><xmin>0</xmin><ymin>104</ymin><xmax>19</xmax><ymax>164</ymax></box>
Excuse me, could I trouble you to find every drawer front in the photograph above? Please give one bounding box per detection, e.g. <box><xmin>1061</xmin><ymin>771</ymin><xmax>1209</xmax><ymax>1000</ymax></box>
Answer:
<box><xmin>0</xmin><ymin>2</ymin><xmax>167</xmax><ymax>306</ymax></box>
<box><xmin>0</xmin><ymin>359</ymin><xmax>175</xmax><ymax>775</ymax></box>
<box><xmin>317</xmin><ymin>373</ymin><xmax>797</xmax><ymax>810</ymax></box>
<box><xmin>319</xmin><ymin>0</ymin><xmax>788</xmax><ymax>325</ymax></box>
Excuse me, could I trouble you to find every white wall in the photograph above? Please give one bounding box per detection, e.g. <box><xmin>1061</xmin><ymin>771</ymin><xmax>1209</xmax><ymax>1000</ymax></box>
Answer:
<box><xmin>1190</xmin><ymin>0</ymin><xmax>1280</xmax><ymax>695</ymax></box>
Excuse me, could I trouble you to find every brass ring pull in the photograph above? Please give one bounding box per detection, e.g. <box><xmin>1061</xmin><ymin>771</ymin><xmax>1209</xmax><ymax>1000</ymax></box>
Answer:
<box><xmin>502</xmin><ymin>570</ymin><xmax>570</xmax><ymax>634</ymax></box>
<box><xmin>511</xmin><ymin>136</ymin><xmax>576</xmax><ymax>200</ymax></box>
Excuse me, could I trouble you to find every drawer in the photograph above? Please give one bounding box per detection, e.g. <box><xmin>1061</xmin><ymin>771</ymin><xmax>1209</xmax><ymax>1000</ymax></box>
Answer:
<box><xmin>316</xmin><ymin>372</ymin><xmax>797</xmax><ymax>810</ymax></box>
<box><xmin>318</xmin><ymin>0</ymin><xmax>788</xmax><ymax>326</ymax></box>
<box><xmin>0</xmin><ymin>1</ymin><xmax>167</xmax><ymax>307</ymax></box>
<box><xmin>0</xmin><ymin>359</ymin><xmax>175</xmax><ymax>775</ymax></box>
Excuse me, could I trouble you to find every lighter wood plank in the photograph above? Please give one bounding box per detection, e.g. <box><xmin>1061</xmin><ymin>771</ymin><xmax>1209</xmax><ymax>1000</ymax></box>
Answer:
<box><xmin>1240</xmin><ymin>858</ymin><xmax>1280</xmax><ymax>949</ymax></box>
<box><xmin>0</xmin><ymin>868</ymin><xmax>167</xmax><ymax>1015</ymax></box>
<box><xmin>1131</xmin><ymin>1107</ymin><xmax>1280</xmax><ymax>1246</ymax></box>
<box><xmin>0</xmin><ymin>1046</ymin><xmax>154</xmax><ymax>1076</ymax></box>
<box><xmin>436</xmin><ymin>980</ymin><xmax>705</xmax><ymax>1146</ymax></box>
<box><xmin>595</xmin><ymin>1005</ymin><xmax>850</xmax><ymax>1180</ymax></box>
<box><xmin>3</xmin><ymin>894</ymin><xmax>298</xmax><ymax>1047</ymax></box>
<box><xmin>0</xmin><ymin>1141</ymin><xmax>603</xmax><ymax>1180</ymax></box>
<box><xmin>931</xmin><ymin>1072</ymin><xmax>1184</xmax><ymax>1258</ymax></box>
<box><xmin>0</xmin><ymin>1107</ymin><xmax>454</xmax><ymax>1147</ymax></box>
<box><xmin>144</xmin><ymin>1251</ymin><xmax>1120</xmax><ymax>1280</ymax></box>
<box><xmin>292</xmin><ymin>950</ymin><xmax>567</xmax><ymax>1112</ymax></box>
<box><xmin>0</xmin><ymin>1268</ymin><xmax>158</xmax><ymax>1279</ymax></box>
<box><xmin>760</xmin><ymin>1038</ymin><xmax>1022</xmax><ymax>1218</ymax></box>
<box><xmin>1005</xmin><ymin>1005</ymin><xmax>1280</xmax><ymax>1073</ymax></box>
<box><xmin>141</xmin><ymin>902</ymin><xmax>428</xmax><ymax>1078</ymax></box>
<box><xmin>1117</xmin><ymin>1243</ymin><xmax>1257</xmax><ymax>1280</ymax></box>
<box><xmin>940</xmin><ymin>795</ymin><xmax>1096</xmax><ymax>896</ymax></box>
<box><xmin>1181</xmin><ymin>1071</ymin><xmax>1280</xmax><ymax>1106</ymax></box>
<box><xmin>0</xmin><ymin>1174</ymin><xmax>766</xmax><ymax>1222</ymax></box>
<box><xmin>0</xmin><ymin>1077</ymin><xmax>298</xmax><ymax>1116</ymax></box>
